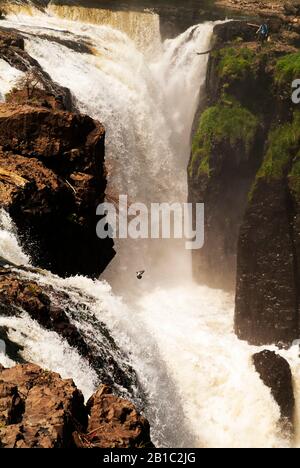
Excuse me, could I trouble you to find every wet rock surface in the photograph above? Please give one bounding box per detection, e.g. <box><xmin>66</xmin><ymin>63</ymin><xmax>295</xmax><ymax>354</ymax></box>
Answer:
<box><xmin>0</xmin><ymin>363</ymin><xmax>87</xmax><ymax>448</ymax></box>
<box><xmin>0</xmin><ymin>101</ymin><xmax>114</xmax><ymax>277</ymax></box>
<box><xmin>81</xmin><ymin>385</ymin><xmax>153</xmax><ymax>448</ymax></box>
<box><xmin>0</xmin><ymin>28</ymin><xmax>114</xmax><ymax>278</ymax></box>
<box><xmin>0</xmin><ymin>363</ymin><xmax>152</xmax><ymax>448</ymax></box>
<box><xmin>235</xmin><ymin>175</ymin><xmax>300</xmax><ymax>345</ymax></box>
<box><xmin>253</xmin><ymin>350</ymin><xmax>295</xmax><ymax>430</ymax></box>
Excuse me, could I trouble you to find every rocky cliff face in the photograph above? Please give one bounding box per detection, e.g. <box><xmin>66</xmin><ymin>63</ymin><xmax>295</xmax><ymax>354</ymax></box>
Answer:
<box><xmin>0</xmin><ymin>102</ymin><xmax>114</xmax><ymax>277</ymax></box>
<box><xmin>189</xmin><ymin>21</ymin><xmax>282</xmax><ymax>290</ymax></box>
<box><xmin>190</xmin><ymin>19</ymin><xmax>300</xmax><ymax>344</ymax></box>
<box><xmin>235</xmin><ymin>50</ymin><xmax>300</xmax><ymax>345</ymax></box>
<box><xmin>0</xmin><ymin>363</ymin><xmax>152</xmax><ymax>448</ymax></box>
<box><xmin>235</xmin><ymin>116</ymin><xmax>300</xmax><ymax>344</ymax></box>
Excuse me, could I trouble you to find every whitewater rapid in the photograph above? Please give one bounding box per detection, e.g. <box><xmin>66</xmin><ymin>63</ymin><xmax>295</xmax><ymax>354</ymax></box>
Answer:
<box><xmin>0</xmin><ymin>7</ymin><xmax>300</xmax><ymax>448</ymax></box>
<box><xmin>2</xmin><ymin>209</ymin><xmax>300</xmax><ymax>448</ymax></box>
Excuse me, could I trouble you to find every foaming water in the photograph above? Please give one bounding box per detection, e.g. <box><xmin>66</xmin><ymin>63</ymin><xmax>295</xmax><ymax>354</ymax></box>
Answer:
<box><xmin>138</xmin><ymin>286</ymin><xmax>286</xmax><ymax>448</ymax></box>
<box><xmin>0</xmin><ymin>3</ymin><xmax>161</xmax><ymax>55</ymax></box>
<box><xmin>0</xmin><ymin>9</ymin><xmax>298</xmax><ymax>448</ymax></box>
<box><xmin>0</xmin><ymin>12</ymin><xmax>211</xmax><ymax>202</ymax></box>
<box><xmin>12</xmin><ymin>262</ymin><xmax>297</xmax><ymax>448</ymax></box>
<box><xmin>0</xmin><ymin>312</ymin><xmax>98</xmax><ymax>398</ymax></box>
<box><xmin>0</xmin><ymin>12</ymin><xmax>213</xmax><ymax>288</ymax></box>
<box><xmin>0</xmin><ymin>209</ymin><xmax>30</xmax><ymax>265</ymax></box>
<box><xmin>0</xmin><ymin>208</ymin><xmax>297</xmax><ymax>447</ymax></box>
<box><xmin>0</xmin><ymin>59</ymin><xmax>24</xmax><ymax>101</ymax></box>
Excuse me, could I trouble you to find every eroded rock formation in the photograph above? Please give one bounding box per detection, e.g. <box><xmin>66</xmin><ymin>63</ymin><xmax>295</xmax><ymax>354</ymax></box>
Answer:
<box><xmin>253</xmin><ymin>350</ymin><xmax>295</xmax><ymax>431</ymax></box>
<box><xmin>0</xmin><ymin>27</ymin><xmax>115</xmax><ymax>277</ymax></box>
<box><xmin>0</xmin><ymin>363</ymin><xmax>152</xmax><ymax>448</ymax></box>
<box><xmin>81</xmin><ymin>385</ymin><xmax>153</xmax><ymax>448</ymax></box>
<box><xmin>0</xmin><ymin>101</ymin><xmax>114</xmax><ymax>277</ymax></box>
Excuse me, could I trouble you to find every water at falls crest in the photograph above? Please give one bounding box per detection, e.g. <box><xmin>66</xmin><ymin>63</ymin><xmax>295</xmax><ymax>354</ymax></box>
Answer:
<box><xmin>1</xmin><ymin>5</ymin><xmax>300</xmax><ymax>448</ymax></box>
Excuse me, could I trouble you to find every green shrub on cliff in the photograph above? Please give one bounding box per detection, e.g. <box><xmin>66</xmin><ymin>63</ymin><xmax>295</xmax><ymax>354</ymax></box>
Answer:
<box><xmin>275</xmin><ymin>52</ymin><xmax>300</xmax><ymax>85</ymax></box>
<box><xmin>216</xmin><ymin>47</ymin><xmax>256</xmax><ymax>81</ymax></box>
<box><xmin>257</xmin><ymin>112</ymin><xmax>300</xmax><ymax>181</ymax></box>
<box><xmin>190</xmin><ymin>99</ymin><xmax>258</xmax><ymax>178</ymax></box>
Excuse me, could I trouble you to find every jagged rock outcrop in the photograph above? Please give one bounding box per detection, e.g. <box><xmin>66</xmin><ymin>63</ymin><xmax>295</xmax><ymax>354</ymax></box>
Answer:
<box><xmin>0</xmin><ymin>28</ymin><xmax>113</xmax><ymax>279</ymax></box>
<box><xmin>80</xmin><ymin>385</ymin><xmax>153</xmax><ymax>448</ymax></box>
<box><xmin>0</xmin><ymin>363</ymin><xmax>87</xmax><ymax>448</ymax></box>
<box><xmin>0</xmin><ymin>363</ymin><xmax>152</xmax><ymax>448</ymax></box>
<box><xmin>212</xmin><ymin>21</ymin><xmax>258</xmax><ymax>45</ymax></box>
<box><xmin>0</xmin><ymin>102</ymin><xmax>114</xmax><ymax>277</ymax></box>
<box><xmin>253</xmin><ymin>350</ymin><xmax>295</xmax><ymax>431</ymax></box>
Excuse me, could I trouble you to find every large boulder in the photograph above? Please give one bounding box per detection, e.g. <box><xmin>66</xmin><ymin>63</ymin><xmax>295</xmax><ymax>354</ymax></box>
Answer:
<box><xmin>0</xmin><ymin>363</ymin><xmax>87</xmax><ymax>448</ymax></box>
<box><xmin>252</xmin><ymin>350</ymin><xmax>295</xmax><ymax>430</ymax></box>
<box><xmin>0</xmin><ymin>103</ymin><xmax>114</xmax><ymax>277</ymax></box>
<box><xmin>83</xmin><ymin>385</ymin><xmax>153</xmax><ymax>448</ymax></box>
<box><xmin>0</xmin><ymin>363</ymin><xmax>153</xmax><ymax>448</ymax></box>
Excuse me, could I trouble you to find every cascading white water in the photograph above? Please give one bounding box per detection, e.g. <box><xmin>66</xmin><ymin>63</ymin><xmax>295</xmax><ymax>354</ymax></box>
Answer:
<box><xmin>1</xmin><ymin>8</ymin><xmax>300</xmax><ymax>448</ymax></box>
<box><xmin>0</xmin><ymin>312</ymin><xmax>99</xmax><ymax>398</ymax></box>
<box><xmin>0</xmin><ymin>210</ymin><xmax>98</xmax><ymax>397</ymax></box>
<box><xmin>0</xmin><ymin>60</ymin><xmax>23</xmax><ymax>101</ymax></box>
<box><xmin>1</xmin><ymin>212</ymin><xmax>299</xmax><ymax>448</ymax></box>
<box><xmin>0</xmin><ymin>208</ymin><xmax>29</xmax><ymax>265</ymax></box>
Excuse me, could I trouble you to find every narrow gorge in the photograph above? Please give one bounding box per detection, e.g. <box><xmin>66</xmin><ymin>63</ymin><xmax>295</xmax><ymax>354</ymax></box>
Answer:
<box><xmin>0</xmin><ymin>0</ymin><xmax>299</xmax><ymax>449</ymax></box>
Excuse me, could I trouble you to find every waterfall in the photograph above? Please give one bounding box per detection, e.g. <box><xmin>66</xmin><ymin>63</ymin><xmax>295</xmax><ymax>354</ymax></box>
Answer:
<box><xmin>47</xmin><ymin>4</ymin><xmax>162</xmax><ymax>55</ymax></box>
<box><xmin>0</xmin><ymin>1</ymin><xmax>162</xmax><ymax>54</ymax></box>
<box><xmin>0</xmin><ymin>7</ymin><xmax>300</xmax><ymax>448</ymax></box>
<box><xmin>0</xmin><ymin>0</ymin><xmax>40</xmax><ymax>17</ymax></box>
